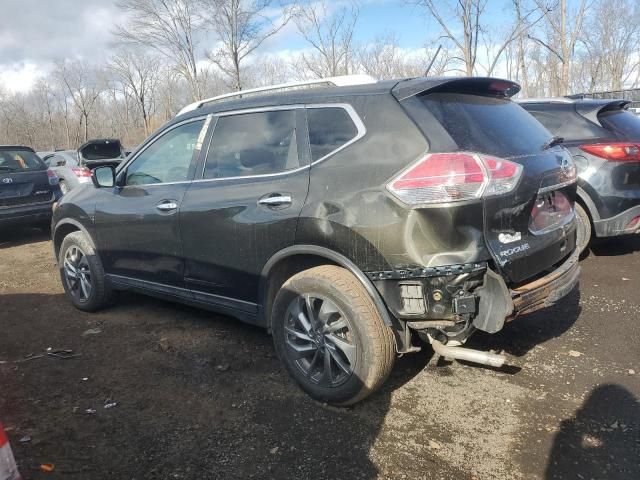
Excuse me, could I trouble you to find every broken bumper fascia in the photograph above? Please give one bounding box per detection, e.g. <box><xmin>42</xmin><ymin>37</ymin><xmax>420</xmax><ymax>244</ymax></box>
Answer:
<box><xmin>509</xmin><ymin>248</ymin><xmax>580</xmax><ymax>318</ymax></box>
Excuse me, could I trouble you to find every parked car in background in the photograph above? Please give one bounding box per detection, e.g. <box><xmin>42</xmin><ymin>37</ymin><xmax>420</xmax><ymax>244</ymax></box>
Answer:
<box><xmin>38</xmin><ymin>150</ymin><xmax>92</xmax><ymax>195</ymax></box>
<box><xmin>0</xmin><ymin>145</ymin><xmax>61</xmax><ymax>229</ymax></box>
<box><xmin>52</xmin><ymin>75</ymin><xmax>579</xmax><ymax>405</ymax></box>
<box><xmin>78</xmin><ymin>138</ymin><xmax>125</xmax><ymax>170</ymax></box>
<box><xmin>520</xmin><ymin>98</ymin><xmax>640</xmax><ymax>253</ymax></box>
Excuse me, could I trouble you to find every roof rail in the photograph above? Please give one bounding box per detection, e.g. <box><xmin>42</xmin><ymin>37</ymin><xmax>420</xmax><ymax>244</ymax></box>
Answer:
<box><xmin>175</xmin><ymin>74</ymin><xmax>378</xmax><ymax>117</ymax></box>
<box><xmin>516</xmin><ymin>97</ymin><xmax>574</xmax><ymax>104</ymax></box>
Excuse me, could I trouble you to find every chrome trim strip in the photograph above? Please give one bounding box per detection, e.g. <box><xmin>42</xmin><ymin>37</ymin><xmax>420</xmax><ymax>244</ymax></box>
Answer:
<box><xmin>115</xmin><ymin>103</ymin><xmax>366</xmax><ymax>187</ymax></box>
<box><xmin>305</xmin><ymin>103</ymin><xmax>366</xmax><ymax>164</ymax></box>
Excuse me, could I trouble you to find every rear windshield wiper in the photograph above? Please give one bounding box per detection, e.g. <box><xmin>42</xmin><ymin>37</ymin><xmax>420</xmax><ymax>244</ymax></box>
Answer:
<box><xmin>542</xmin><ymin>136</ymin><xmax>564</xmax><ymax>150</ymax></box>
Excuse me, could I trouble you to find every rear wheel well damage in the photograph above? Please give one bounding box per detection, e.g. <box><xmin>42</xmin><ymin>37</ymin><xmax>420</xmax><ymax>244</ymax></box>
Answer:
<box><xmin>260</xmin><ymin>248</ymin><xmax>414</xmax><ymax>354</ymax></box>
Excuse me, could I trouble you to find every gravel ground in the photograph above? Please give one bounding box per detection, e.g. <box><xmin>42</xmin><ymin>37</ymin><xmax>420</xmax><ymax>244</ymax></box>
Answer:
<box><xmin>0</xmin><ymin>227</ymin><xmax>638</xmax><ymax>480</ymax></box>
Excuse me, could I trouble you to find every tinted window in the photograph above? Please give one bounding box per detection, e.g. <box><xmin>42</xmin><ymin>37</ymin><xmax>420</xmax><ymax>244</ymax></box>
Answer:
<box><xmin>599</xmin><ymin>109</ymin><xmax>640</xmax><ymax>140</ymax></box>
<box><xmin>204</xmin><ymin>110</ymin><xmax>299</xmax><ymax>179</ymax></box>
<box><xmin>126</xmin><ymin>119</ymin><xmax>204</xmax><ymax>186</ymax></box>
<box><xmin>420</xmin><ymin>93</ymin><xmax>552</xmax><ymax>157</ymax></box>
<box><xmin>525</xmin><ymin>106</ymin><xmax>608</xmax><ymax>141</ymax></box>
<box><xmin>0</xmin><ymin>149</ymin><xmax>46</xmax><ymax>172</ymax></box>
<box><xmin>307</xmin><ymin>107</ymin><xmax>358</xmax><ymax>161</ymax></box>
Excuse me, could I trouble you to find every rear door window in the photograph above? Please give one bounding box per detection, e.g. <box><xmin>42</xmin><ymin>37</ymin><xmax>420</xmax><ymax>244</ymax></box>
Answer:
<box><xmin>0</xmin><ymin>149</ymin><xmax>46</xmax><ymax>172</ymax></box>
<box><xmin>598</xmin><ymin>109</ymin><xmax>640</xmax><ymax>140</ymax></box>
<box><xmin>419</xmin><ymin>93</ymin><xmax>553</xmax><ymax>157</ymax></box>
<box><xmin>204</xmin><ymin>110</ymin><xmax>300</xmax><ymax>179</ymax></box>
<box><xmin>306</xmin><ymin>107</ymin><xmax>359</xmax><ymax>161</ymax></box>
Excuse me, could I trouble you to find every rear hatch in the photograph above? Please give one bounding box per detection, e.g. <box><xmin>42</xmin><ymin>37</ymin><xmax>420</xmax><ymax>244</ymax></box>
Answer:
<box><xmin>393</xmin><ymin>78</ymin><xmax>577</xmax><ymax>284</ymax></box>
<box><xmin>591</xmin><ymin>104</ymin><xmax>640</xmax><ymax>189</ymax></box>
<box><xmin>78</xmin><ymin>139</ymin><xmax>123</xmax><ymax>170</ymax></box>
<box><xmin>0</xmin><ymin>148</ymin><xmax>56</xmax><ymax>209</ymax></box>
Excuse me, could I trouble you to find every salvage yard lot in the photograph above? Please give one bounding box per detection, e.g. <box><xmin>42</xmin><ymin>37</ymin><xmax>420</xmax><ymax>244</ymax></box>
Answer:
<box><xmin>0</xmin><ymin>228</ymin><xmax>638</xmax><ymax>480</ymax></box>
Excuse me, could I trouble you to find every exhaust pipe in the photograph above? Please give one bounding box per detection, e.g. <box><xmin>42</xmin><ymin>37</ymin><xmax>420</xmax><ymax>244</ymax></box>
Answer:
<box><xmin>427</xmin><ymin>335</ymin><xmax>506</xmax><ymax>368</ymax></box>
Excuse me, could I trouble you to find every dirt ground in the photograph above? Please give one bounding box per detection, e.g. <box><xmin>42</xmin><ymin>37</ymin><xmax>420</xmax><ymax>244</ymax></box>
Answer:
<box><xmin>0</xmin><ymin>227</ymin><xmax>638</xmax><ymax>480</ymax></box>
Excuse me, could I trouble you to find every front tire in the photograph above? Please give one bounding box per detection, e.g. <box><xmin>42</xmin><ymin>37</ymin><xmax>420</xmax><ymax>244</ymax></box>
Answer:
<box><xmin>59</xmin><ymin>231</ymin><xmax>112</xmax><ymax>312</ymax></box>
<box><xmin>575</xmin><ymin>203</ymin><xmax>592</xmax><ymax>255</ymax></box>
<box><xmin>272</xmin><ymin>265</ymin><xmax>396</xmax><ymax>405</ymax></box>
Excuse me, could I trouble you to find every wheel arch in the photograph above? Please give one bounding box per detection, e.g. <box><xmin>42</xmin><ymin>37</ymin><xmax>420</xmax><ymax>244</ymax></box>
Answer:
<box><xmin>576</xmin><ymin>184</ymin><xmax>599</xmax><ymax>222</ymax></box>
<box><xmin>53</xmin><ymin>219</ymin><xmax>96</xmax><ymax>260</ymax></box>
<box><xmin>259</xmin><ymin>245</ymin><xmax>394</xmax><ymax>331</ymax></box>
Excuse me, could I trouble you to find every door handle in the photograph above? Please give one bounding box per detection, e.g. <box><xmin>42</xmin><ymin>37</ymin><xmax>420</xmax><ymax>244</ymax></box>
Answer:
<box><xmin>156</xmin><ymin>201</ymin><xmax>178</xmax><ymax>211</ymax></box>
<box><xmin>258</xmin><ymin>195</ymin><xmax>292</xmax><ymax>207</ymax></box>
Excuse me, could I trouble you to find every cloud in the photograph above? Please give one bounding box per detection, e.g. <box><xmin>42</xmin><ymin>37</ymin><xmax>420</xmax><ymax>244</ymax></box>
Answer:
<box><xmin>0</xmin><ymin>0</ymin><xmax>122</xmax><ymax>64</ymax></box>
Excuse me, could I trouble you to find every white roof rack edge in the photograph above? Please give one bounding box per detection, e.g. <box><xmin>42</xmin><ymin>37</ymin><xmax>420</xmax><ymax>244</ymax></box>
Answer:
<box><xmin>176</xmin><ymin>74</ymin><xmax>378</xmax><ymax>117</ymax></box>
<box><xmin>516</xmin><ymin>97</ymin><xmax>574</xmax><ymax>104</ymax></box>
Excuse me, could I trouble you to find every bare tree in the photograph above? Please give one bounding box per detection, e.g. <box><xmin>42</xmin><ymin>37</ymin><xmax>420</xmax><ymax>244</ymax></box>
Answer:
<box><xmin>411</xmin><ymin>0</ymin><xmax>486</xmax><ymax>75</ymax></box>
<box><xmin>293</xmin><ymin>0</ymin><xmax>359</xmax><ymax>78</ymax></box>
<box><xmin>528</xmin><ymin>0</ymin><xmax>589</xmax><ymax>96</ymax></box>
<box><xmin>109</xmin><ymin>50</ymin><xmax>161</xmax><ymax>135</ymax></box>
<box><xmin>203</xmin><ymin>0</ymin><xmax>291</xmax><ymax>91</ymax></box>
<box><xmin>33</xmin><ymin>80</ymin><xmax>57</xmax><ymax>150</ymax></box>
<box><xmin>582</xmin><ymin>0</ymin><xmax>640</xmax><ymax>91</ymax></box>
<box><xmin>114</xmin><ymin>0</ymin><xmax>204</xmax><ymax>100</ymax></box>
<box><xmin>55</xmin><ymin>60</ymin><xmax>105</xmax><ymax>143</ymax></box>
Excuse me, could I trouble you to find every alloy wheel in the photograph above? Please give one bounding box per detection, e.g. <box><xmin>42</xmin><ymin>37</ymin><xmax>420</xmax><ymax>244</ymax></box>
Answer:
<box><xmin>284</xmin><ymin>294</ymin><xmax>356</xmax><ymax>387</ymax></box>
<box><xmin>63</xmin><ymin>245</ymin><xmax>92</xmax><ymax>302</ymax></box>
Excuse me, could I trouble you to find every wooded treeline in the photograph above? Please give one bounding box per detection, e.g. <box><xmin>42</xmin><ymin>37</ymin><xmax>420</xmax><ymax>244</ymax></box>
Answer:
<box><xmin>1</xmin><ymin>0</ymin><xmax>638</xmax><ymax>151</ymax></box>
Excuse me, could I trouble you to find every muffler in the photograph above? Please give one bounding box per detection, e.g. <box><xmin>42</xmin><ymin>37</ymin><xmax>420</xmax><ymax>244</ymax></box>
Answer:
<box><xmin>427</xmin><ymin>334</ymin><xmax>506</xmax><ymax>368</ymax></box>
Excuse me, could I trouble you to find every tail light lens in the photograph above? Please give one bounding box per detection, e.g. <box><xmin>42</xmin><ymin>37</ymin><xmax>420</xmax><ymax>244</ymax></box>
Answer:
<box><xmin>387</xmin><ymin>152</ymin><xmax>523</xmax><ymax>205</ymax></box>
<box><xmin>626</xmin><ymin>216</ymin><xmax>640</xmax><ymax>230</ymax></box>
<box><xmin>71</xmin><ymin>167</ymin><xmax>92</xmax><ymax>177</ymax></box>
<box><xmin>579</xmin><ymin>143</ymin><xmax>640</xmax><ymax>162</ymax></box>
<box><xmin>46</xmin><ymin>168</ymin><xmax>59</xmax><ymax>185</ymax></box>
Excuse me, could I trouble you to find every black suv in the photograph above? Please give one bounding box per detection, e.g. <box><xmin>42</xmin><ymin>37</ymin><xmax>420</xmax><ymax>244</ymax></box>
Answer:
<box><xmin>53</xmin><ymin>77</ymin><xmax>580</xmax><ymax>405</ymax></box>
<box><xmin>0</xmin><ymin>146</ymin><xmax>62</xmax><ymax>228</ymax></box>
<box><xmin>519</xmin><ymin>98</ymin><xmax>640</xmax><ymax>253</ymax></box>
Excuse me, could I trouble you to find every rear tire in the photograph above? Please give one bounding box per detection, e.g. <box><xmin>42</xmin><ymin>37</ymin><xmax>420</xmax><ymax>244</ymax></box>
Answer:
<box><xmin>272</xmin><ymin>265</ymin><xmax>396</xmax><ymax>405</ymax></box>
<box><xmin>575</xmin><ymin>203</ymin><xmax>592</xmax><ymax>255</ymax></box>
<box><xmin>59</xmin><ymin>231</ymin><xmax>112</xmax><ymax>312</ymax></box>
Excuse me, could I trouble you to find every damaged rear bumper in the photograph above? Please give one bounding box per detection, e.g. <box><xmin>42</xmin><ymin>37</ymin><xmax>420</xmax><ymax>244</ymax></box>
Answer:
<box><xmin>509</xmin><ymin>249</ymin><xmax>580</xmax><ymax>317</ymax></box>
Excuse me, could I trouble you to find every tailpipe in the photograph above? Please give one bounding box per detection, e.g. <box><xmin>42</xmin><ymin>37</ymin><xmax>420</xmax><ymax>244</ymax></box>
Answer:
<box><xmin>428</xmin><ymin>335</ymin><xmax>506</xmax><ymax>368</ymax></box>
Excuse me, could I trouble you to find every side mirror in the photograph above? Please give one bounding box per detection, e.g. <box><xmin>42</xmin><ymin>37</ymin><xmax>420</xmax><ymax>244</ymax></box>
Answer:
<box><xmin>92</xmin><ymin>166</ymin><xmax>116</xmax><ymax>188</ymax></box>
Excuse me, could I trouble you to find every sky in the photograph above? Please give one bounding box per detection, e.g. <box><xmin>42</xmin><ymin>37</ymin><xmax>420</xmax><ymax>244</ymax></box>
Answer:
<box><xmin>0</xmin><ymin>0</ymin><xmax>513</xmax><ymax>93</ymax></box>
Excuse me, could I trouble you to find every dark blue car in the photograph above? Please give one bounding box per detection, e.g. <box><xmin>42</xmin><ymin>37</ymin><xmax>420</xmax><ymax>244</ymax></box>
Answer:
<box><xmin>0</xmin><ymin>146</ymin><xmax>62</xmax><ymax>230</ymax></box>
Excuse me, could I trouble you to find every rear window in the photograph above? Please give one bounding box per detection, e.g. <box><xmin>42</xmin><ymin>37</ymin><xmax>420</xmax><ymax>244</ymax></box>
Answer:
<box><xmin>0</xmin><ymin>149</ymin><xmax>46</xmax><ymax>172</ymax></box>
<box><xmin>419</xmin><ymin>93</ymin><xmax>553</xmax><ymax>157</ymax></box>
<box><xmin>307</xmin><ymin>107</ymin><xmax>359</xmax><ymax>161</ymax></box>
<box><xmin>598</xmin><ymin>109</ymin><xmax>640</xmax><ymax>140</ymax></box>
<box><xmin>525</xmin><ymin>106</ymin><xmax>609</xmax><ymax>141</ymax></box>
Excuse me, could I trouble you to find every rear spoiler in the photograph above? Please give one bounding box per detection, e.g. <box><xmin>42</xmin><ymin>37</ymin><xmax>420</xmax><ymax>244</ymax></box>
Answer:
<box><xmin>392</xmin><ymin>77</ymin><xmax>521</xmax><ymax>101</ymax></box>
<box><xmin>575</xmin><ymin>99</ymin><xmax>631</xmax><ymax>125</ymax></box>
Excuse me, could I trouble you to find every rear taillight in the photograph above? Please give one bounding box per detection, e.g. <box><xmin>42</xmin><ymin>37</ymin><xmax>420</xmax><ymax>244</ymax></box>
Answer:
<box><xmin>626</xmin><ymin>216</ymin><xmax>640</xmax><ymax>230</ymax></box>
<box><xmin>387</xmin><ymin>152</ymin><xmax>523</xmax><ymax>205</ymax></box>
<box><xmin>46</xmin><ymin>168</ymin><xmax>59</xmax><ymax>185</ymax></box>
<box><xmin>579</xmin><ymin>143</ymin><xmax>640</xmax><ymax>162</ymax></box>
<box><xmin>71</xmin><ymin>167</ymin><xmax>92</xmax><ymax>177</ymax></box>
<box><xmin>529</xmin><ymin>191</ymin><xmax>573</xmax><ymax>234</ymax></box>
